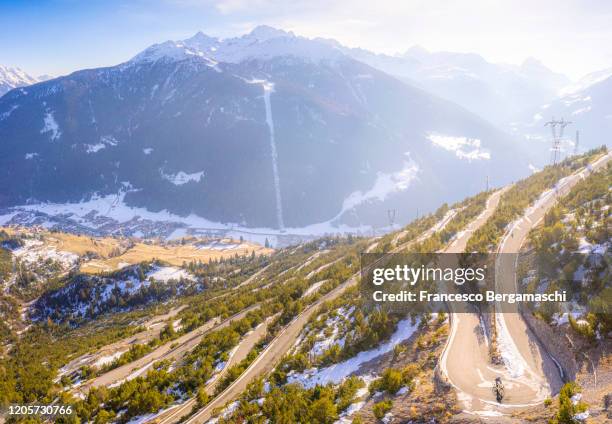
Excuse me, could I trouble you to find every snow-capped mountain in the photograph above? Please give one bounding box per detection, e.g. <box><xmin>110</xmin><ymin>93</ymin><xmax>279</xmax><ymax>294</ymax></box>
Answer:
<box><xmin>133</xmin><ymin>26</ymin><xmax>343</xmax><ymax>65</ymax></box>
<box><xmin>0</xmin><ymin>26</ymin><xmax>526</xmax><ymax>234</ymax></box>
<box><xmin>558</xmin><ymin>67</ymin><xmax>612</xmax><ymax>96</ymax></box>
<box><xmin>523</xmin><ymin>71</ymin><xmax>612</xmax><ymax>155</ymax></box>
<box><xmin>332</xmin><ymin>44</ymin><xmax>570</xmax><ymax>126</ymax></box>
<box><xmin>0</xmin><ymin>65</ymin><xmax>41</xmax><ymax>97</ymax></box>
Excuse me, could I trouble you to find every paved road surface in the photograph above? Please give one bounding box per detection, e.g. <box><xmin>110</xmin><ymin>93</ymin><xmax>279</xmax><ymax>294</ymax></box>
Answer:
<box><xmin>60</xmin><ymin>305</ymin><xmax>188</xmax><ymax>379</ymax></box>
<box><xmin>73</xmin><ymin>304</ymin><xmax>260</xmax><ymax>395</ymax></box>
<box><xmin>150</xmin><ymin>314</ymin><xmax>277</xmax><ymax>424</ymax></box>
<box><xmin>441</xmin><ymin>152</ymin><xmax>611</xmax><ymax>416</ymax></box>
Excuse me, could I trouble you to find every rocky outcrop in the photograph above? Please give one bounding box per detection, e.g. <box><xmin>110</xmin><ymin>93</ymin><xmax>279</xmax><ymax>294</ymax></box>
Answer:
<box><xmin>521</xmin><ymin>310</ymin><xmax>577</xmax><ymax>382</ymax></box>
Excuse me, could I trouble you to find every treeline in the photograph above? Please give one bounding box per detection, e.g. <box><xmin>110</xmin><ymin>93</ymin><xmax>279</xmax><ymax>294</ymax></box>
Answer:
<box><xmin>528</xmin><ymin>162</ymin><xmax>611</xmax><ymax>338</ymax></box>
<box><xmin>0</xmin><ymin>316</ymin><xmax>142</xmax><ymax>407</ymax></box>
<box><xmin>0</xmin><ymin>229</ymin><xmax>24</xmax><ymax>283</ymax></box>
<box><xmin>67</xmin><ymin>245</ymin><xmax>364</xmax><ymax>422</ymax></box>
<box><xmin>217</xmin><ymin>376</ymin><xmax>365</xmax><ymax>424</ymax></box>
<box><xmin>184</xmin><ymin>251</ymin><xmax>270</xmax><ymax>290</ymax></box>
<box><xmin>466</xmin><ymin>147</ymin><xmax>607</xmax><ymax>253</ymax></box>
<box><xmin>70</xmin><ymin>306</ymin><xmax>276</xmax><ymax>423</ymax></box>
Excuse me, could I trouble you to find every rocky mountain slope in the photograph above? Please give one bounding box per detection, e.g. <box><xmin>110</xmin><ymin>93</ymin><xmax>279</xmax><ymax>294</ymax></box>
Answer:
<box><xmin>0</xmin><ymin>65</ymin><xmax>42</xmax><ymax>97</ymax></box>
<box><xmin>331</xmin><ymin>43</ymin><xmax>569</xmax><ymax>126</ymax></box>
<box><xmin>524</xmin><ymin>70</ymin><xmax>612</xmax><ymax>155</ymax></box>
<box><xmin>0</xmin><ymin>27</ymin><xmax>525</xmax><ymax>233</ymax></box>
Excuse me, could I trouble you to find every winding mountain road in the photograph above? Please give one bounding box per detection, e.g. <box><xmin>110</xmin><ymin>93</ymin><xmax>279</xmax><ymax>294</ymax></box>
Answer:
<box><xmin>73</xmin><ymin>304</ymin><xmax>261</xmax><ymax>396</ymax></box>
<box><xmin>181</xmin><ymin>209</ymin><xmax>460</xmax><ymax>423</ymax></box>
<box><xmin>150</xmin><ymin>313</ymin><xmax>277</xmax><ymax>424</ymax></box>
<box><xmin>441</xmin><ymin>151</ymin><xmax>611</xmax><ymax>417</ymax></box>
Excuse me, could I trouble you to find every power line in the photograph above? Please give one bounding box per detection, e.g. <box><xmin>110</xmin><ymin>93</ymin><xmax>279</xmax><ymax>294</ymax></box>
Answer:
<box><xmin>544</xmin><ymin>117</ymin><xmax>572</xmax><ymax>165</ymax></box>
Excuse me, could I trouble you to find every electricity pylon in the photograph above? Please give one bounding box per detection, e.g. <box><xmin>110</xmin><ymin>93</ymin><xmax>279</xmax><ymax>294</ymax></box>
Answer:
<box><xmin>545</xmin><ymin>117</ymin><xmax>572</xmax><ymax>165</ymax></box>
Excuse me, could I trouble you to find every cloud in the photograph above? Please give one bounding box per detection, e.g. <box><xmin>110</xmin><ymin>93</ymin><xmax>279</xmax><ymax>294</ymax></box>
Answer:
<box><xmin>215</xmin><ymin>0</ymin><xmax>272</xmax><ymax>14</ymax></box>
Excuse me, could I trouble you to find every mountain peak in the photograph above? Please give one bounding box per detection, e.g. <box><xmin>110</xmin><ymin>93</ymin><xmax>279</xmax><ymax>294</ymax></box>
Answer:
<box><xmin>248</xmin><ymin>25</ymin><xmax>293</xmax><ymax>41</ymax></box>
<box><xmin>188</xmin><ymin>31</ymin><xmax>217</xmax><ymax>43</ymax></box>
<box><xmin>520</xmin><ymin>57</ymin><xmax>557</xmax><ymax>74</ymax></box>
<box><xmin>0</xmin><ymin>65</ymin><xmax>41</xmax><ymax>97</ymax></box>
<box><xmin>130</xmin><ymin>26</ymin><xmax>342</xmax><ymax>66</ymax></box>
<box><xmin>403</xmin><ymin>45</ymin><xmax>429</xmax><ymax>58</ymax></box>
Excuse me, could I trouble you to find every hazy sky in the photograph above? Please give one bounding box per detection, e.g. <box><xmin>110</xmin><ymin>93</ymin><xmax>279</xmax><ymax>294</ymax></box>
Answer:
<box><xmin>2</xmin><ymin>0</ymin><xmax>612</xmax><ymax>80</ymax></box>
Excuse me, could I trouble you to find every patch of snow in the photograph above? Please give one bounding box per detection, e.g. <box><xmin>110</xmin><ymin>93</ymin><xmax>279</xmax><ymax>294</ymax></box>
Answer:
<box><xmin>495</xmin><ymin>313</ymin><xmax>527</xmax><ymax>378</ymax></box>
<box><xmin>85</xmin><ymin>135</ymin><xmax>119</xmax><ymax>154</ymax></box>
<box><xmin>427</xmin><ymin>133</ymin><xmax>490</xmax><ymax>161</ymax></box>
<box><xmin>573</xmin><ymin>411</ymin><xmax>589</xmax><ymax>421</ymax></box>
<box><xmin>143</xmin><ymin>148</ymin><xmax>153</xmax><ymax>155</ymax></box>
<box><xmin>100</xmin><ymin>135</ymin><xmax>119</xmax><ymax>146</ymax></box>
<box><xmin>25</xmin><ymin>152</ymin><xmax>38</xmax><ymax>160</ymax></box>
<box><xmin>40</xmin><ymin>110</ymin><xmax>61</xmax><ymax>141</ymax></box>
<box><xmin>396</xmin><ymin>386</ymin><xmax>409</xmax><ymax>395</ymax></box>
<box><xmin>287</xmin><ymin>318</ymin><xmax>419</xmax><ymax>388</ymax></box>
<box><xmin>85</xmin><ymin>143</ymin><xmax>106</xmax><ymax>153</ymax></box>
<box><xmin>93</xmin><ymin>350</ymin><xmax>127</xmax><ymax>369</ymax></box>
<box><xmin>560</xmin><ymin>67</ymin><xmax>612</xmax><ymax>96</ymax></box>
<box><xmin>10</xmin><ymin>188</ymin><xmax>375</xmax><ymax>246</ymax></box>
<box><xmin>0</xmin><ymin>104</ymin><xmax>19</xmax><ymax>121</ymax></box>
<box><xmin>160</xmin><ymin>169</ymin><xmax>205</xmax><ymax>185</ymax></box>
<box><xmin>125</xmin><ymin>412</ymin><xmax>160</xmax><ymax>424</ymax></box>
<box><xmin>0</xmin><ymin>211</ymin><xmax>18</xmax><ymax>226</ymax></box>
<box><xmin>339</xmin><ymin>154</ymin><xmax>419</xmax><ymax>215</ymax></box>
<box><xmin>13</xmin><ymin>239</ymin><xmax>79</xmax><ymax>269</ymax></box>
<box><xmin>147</xmin><ymin>266</ymin><xmax>194</xmax><ymax>282</ymax></box>
<box><xmin>214</xmin><ymin>360</ymin><xmax>227</xmax><ymax>373</ymax></box>
<box><xmin>553</xmin><ymin>309</ymin><xmax>583</xmax><ymax>325</ymax></box>
<box><xmin>528</xmin><ymin>164</ymin><xmax>540</xmax><ymax>173</ymax></box>
<box><xmin>208</xmin><ymin>400</ymin><xmax>239</xmax><ymax>424</ymax></box>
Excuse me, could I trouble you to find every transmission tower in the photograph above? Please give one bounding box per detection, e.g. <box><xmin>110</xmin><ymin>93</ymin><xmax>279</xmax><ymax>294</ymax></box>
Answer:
<box><xmin>544</xmin><ymin>117</ymin><xmax>572</xmax><ymax>165</ymax></box>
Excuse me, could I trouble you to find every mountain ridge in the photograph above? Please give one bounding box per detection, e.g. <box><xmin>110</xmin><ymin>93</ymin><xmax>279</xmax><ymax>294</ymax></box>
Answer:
<box><xmin>0</xmin><ymin>65</ymin><xmax>44</xmax><ymax>97</ymax></box>
<box><xmin>0</xmin><ymin>27</ymin><xmax>526</xmax><ymax>236</ymax></box>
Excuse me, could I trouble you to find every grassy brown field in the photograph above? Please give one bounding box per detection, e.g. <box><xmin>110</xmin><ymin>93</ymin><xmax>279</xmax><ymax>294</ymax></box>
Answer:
<box><xmin>2</xmin><ymin>227</ymin><xmax>273</xmax><ymax>274</ymax></box>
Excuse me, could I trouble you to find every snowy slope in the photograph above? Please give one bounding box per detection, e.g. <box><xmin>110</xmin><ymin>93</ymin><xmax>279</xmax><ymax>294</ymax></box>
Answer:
<box><xmin>331</xmin><ymin>44</ymin><xmax>569</xmax><ymax>126</ymax></box>
<box><xmin>0</xmin><ymin>26</ymin><xmax>526</xmax><ymax>233</ymax></box>
<box><xmin>0</xmin><ymin>65</ymin><xmax>41</xmax><ymax>97</ymax></box>
<box><xmin>522</xmin><ymin>72</ymin><xmax>612</xmax><ymax>155</ymax></box>
<box><xmin>130</xmin><ymin>25</ymin><xmax>342</xmax><ymax>66</ymax></box>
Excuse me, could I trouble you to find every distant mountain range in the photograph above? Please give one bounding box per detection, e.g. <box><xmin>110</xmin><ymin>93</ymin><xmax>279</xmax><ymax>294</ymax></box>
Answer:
<box><xmin>514</xmin><ymin>68</ymin><xmax>612</xmax><ymax>158</ymax></box>
<box><xmin>0</xmin><ymin>26</ymin><xmax>603</xmax><ymax>236</ymax></box>
<box><xmin>0</xmin><ymin>65</ymin><xmax>48</xmax><ymax>97</ymax></box>
<box><xmin>329</xmin><ymin>43</ymin><xmax>570</xmax><ymax>126</ymax></box>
